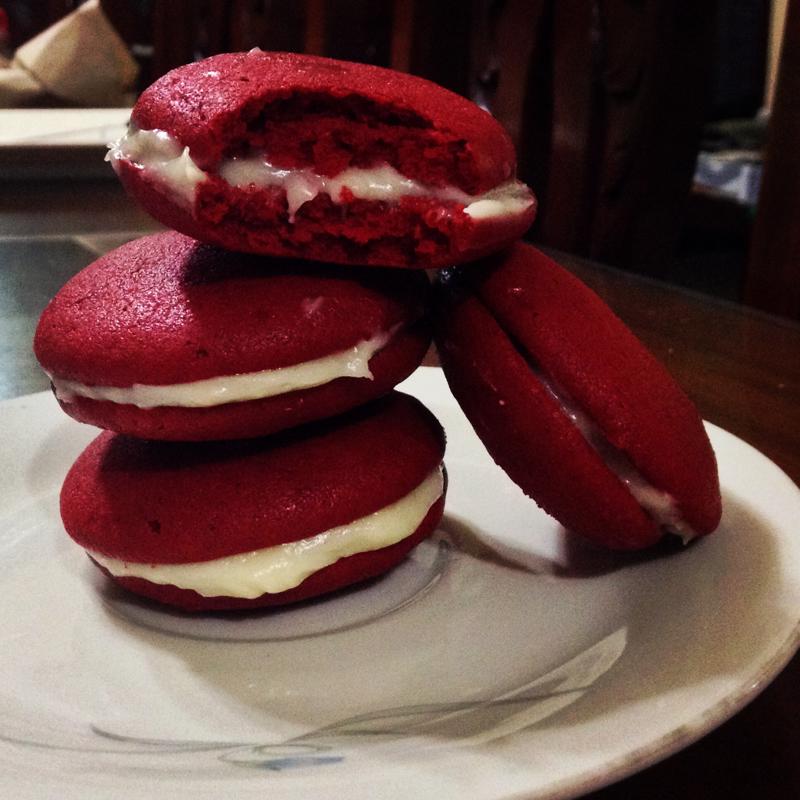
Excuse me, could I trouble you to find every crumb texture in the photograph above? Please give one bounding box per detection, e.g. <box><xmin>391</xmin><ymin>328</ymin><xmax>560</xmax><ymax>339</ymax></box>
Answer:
<box><xmin>132</xmin><ymin>51</ymin><xmax>517</xmax><ymax>193</ymax></box>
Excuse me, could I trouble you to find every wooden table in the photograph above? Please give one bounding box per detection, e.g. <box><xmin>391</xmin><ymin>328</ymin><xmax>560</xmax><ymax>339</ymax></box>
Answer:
<box><xmin>1</xmin><ymin>182</ymin><xmax>799</xmax><ymax>798</ymax></box>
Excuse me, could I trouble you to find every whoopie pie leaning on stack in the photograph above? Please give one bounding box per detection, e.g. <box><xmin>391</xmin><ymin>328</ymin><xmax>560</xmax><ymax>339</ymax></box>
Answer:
<box><xmin>37</xmin><ymin>48</ymin><xmax>720</xmax><ymax>613</ymax></box>
<box><xmin>434</xmin><ymin>243</ymin><xmax>722</xmax><ymax>550</ymax></box>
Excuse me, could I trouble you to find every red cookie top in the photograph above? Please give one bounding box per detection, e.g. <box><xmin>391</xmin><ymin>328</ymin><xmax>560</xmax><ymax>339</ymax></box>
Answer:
<box><xmin>451</xmin><ymin>243</ymin><xmax>722</xmax><ymax>538</ymax></box>
<box><xmin>60</xmin><ymin>392</ymin><xmax>446</xmax><ymax>564</ymax></box>
<box><xmin>131</xmin><ymin>51</ymin><xmax>516</xmax><ymax>194</ymax></box>
<box><xmin>34</xmin><ymin>231</ymin><xmax>429</xmax><ymax>387</ymax></box>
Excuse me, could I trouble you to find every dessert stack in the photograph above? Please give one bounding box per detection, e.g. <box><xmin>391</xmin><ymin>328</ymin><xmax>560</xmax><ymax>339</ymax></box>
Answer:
<box><xmin>34</xmin><ymin>50</ymin><xmax>721</xmax><ymax>612</ymax></box>
<box><xmin>34</xmin><ymin>51</ymin><xmax>534</xmax><ymax>611</ymax></box>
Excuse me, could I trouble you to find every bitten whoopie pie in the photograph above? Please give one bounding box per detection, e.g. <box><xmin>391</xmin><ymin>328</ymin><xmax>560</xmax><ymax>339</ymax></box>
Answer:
<box><xmin>34</xmin><ymin>231</ymin><xmax>431</xmax><ymax>441</ymax></box>
<box><xmin>60</xmin><ymin>392</ymin><xmax>447</xmax><ymax>611</ymax></box>
<box><xmin>435</xmin><ymin>243</ymin><xmax>722</xmax><ymax>550</ymax></box>
<box><xmin>108</xmin><ymin>50</ymin><xmax>536</xmax><ymax>269</ymax></box>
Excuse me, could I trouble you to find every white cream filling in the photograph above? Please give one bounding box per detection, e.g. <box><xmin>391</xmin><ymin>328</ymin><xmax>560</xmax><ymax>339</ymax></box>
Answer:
<box><xmin>87</xmin><ymin>466</ymin><xmax>445</xmax><ymax>598</ymax></box>
<box><xmin>541</xmin><ymin>376</ymin><xmax>696</xmax><ymax>541</ymax></box>
<box><xmin>51</xmin><ymin>328</ymin><xmax>393</xmax><ymax>409</ymax></box>
<box><xmin>108</xmin><ymin>127</ymin><xmax>533</xmax><ymax>221</ymax></box>
<box><xmin>106</xmin><ymin>128</ymin><xmax>206</xmax><ymax>206</ymax></box>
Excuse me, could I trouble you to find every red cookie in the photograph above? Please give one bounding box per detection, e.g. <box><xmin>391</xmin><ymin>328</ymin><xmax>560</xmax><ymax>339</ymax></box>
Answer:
<box><xmin>109</xmin><ymin>50</ymin><xmax>536</xmax><ymax>269</ymax></box>
<box><xmin>34</xmin><ymin>231</ymin><xmax>431</xmax><ymax>441</ymax></box>
<box><xmin>60</xmin><ymin>392</ymin><xmax>447</xmax><ymax>611</ymax></box>
<box><xmin>435</xmin><ymin>243</ymin><xmax>722</xmax><ymax>550</ymax></box>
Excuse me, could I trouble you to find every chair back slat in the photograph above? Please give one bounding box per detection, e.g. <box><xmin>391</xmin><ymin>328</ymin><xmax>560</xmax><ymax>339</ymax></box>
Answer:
<box><xmin>745</xmin><ymin>0</ymin><xmax>800</xmax><ymax>319</ymax></box>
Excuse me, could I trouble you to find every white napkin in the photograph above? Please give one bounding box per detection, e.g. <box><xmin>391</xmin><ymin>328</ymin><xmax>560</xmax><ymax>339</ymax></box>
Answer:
<box><xmin>0</xmin><ymin>0</ymin><xmax>139</xmax><ymax>108</ymax></box>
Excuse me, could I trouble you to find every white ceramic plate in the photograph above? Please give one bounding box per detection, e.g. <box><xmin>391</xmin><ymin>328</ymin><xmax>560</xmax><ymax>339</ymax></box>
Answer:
<box><xmin>0</xmin><ymin>108</ymin><xmax>130</xmax><ymax>179</ymax></box>
<box><xmin>0</xmin><ymin>109</ymin><xmax>130</xmax><ymax>146</ymax></box>
<box><xmin>2</xmin><ymin>368</ymin><xmax>800</xmax><ymax>800</ymax></box>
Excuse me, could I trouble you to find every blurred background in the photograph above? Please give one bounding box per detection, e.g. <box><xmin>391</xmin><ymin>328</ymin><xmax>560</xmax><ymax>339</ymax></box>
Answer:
<box><xmin>0</xmin><ymin>0</ymin><xmax>796</xmax><ymax>319</ymax></box>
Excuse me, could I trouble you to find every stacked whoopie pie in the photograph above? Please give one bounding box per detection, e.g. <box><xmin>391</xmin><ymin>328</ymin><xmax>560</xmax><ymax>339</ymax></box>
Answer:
<box><xmin>35</xmin><ymin>51</ymin><xmax>721</xmax><ymax>612</ymax></box>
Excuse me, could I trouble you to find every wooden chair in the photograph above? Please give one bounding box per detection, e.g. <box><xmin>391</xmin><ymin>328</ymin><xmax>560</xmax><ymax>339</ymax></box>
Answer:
<box><xmin>136</xmin><ymin>0</ymin><xmax>472</xmax><ymax>97</ymax></box>
<box><xmin>745</xmin><ymin>0</ymin><xmax>800</xmax><ymax>319</ymax></box>
<box><xmin>473</xmin><ymin>0</ymin><xmax>717</xmax><ymax>279</ymax></box>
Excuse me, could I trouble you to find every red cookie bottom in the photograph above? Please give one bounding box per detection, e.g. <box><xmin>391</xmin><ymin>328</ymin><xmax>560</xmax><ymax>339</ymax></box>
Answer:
<box><xmin>91</xmin><ymin>496</ymin><xmax>445</xmax><ymax>612</ymax></box>
<box><xmin>116</xmin><ymin>158</ymin><xmax>536</xmax><ymax>269</ymax></box>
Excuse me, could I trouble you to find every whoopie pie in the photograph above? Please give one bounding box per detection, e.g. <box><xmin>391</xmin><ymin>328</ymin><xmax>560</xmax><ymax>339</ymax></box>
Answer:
<box><xmin>435</xmin><ymin>243</ymin><xmax>722</xmax><ymax>550</ymax></box>
<box><xmin>109</xmin><ymin>51</ymin><xmax>536</xmax><ymax>269</ymax></box>
<box><xmin>34</xmin><ymin>231</ymin><xmax>431</xmax><ymax>441</ymax></box>
<box><xmin>60</xmin><ymin>392</ymin><xmax>446</xmax><ymax>611</ymax></box>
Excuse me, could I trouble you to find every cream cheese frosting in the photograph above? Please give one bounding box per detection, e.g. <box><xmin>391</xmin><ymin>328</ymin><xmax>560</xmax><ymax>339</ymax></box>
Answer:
<box><xmin>541</xmin><ymin>375</ymin><xmax>696</xmax><ymax>540</ymax></box>
<box><xmin>88</xmin><ymin>466</ymin><xmax>445</xmax><ymax>598</ymax></box>
<box><xmin>107</xmin><ymin>128</ymin><xmax>205</xmax><ymax>207</ymax></box>
<box><xmin>108</xmin><ymin>127</ymin><xmax>534</xmax><ymax>222</ymax></box>
<box><xmin>51</xmin><ymin>328</ymin><xmax>394</xmax><ymax>409</ymax></box>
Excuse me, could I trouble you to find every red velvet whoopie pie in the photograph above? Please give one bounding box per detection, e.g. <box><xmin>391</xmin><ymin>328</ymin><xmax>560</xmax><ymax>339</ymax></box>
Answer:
<box><xmin>435</xmin><ymin>242</ymin><xmax>722</xmax><ymax>550</ymax></box>
<box><xmin>109</xmin><ymin>50</ymin><xmax>536</xmax><ymax>269</ymax></box>
<box><xmin>60</xmin><ymin>392</ymin><xmax>447</xmax><ymax>611</ymax></box>
<box><xmin>34</xmin><ymin>231</ymin><xmax>431</xmax><ymax>441</ymax></box>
